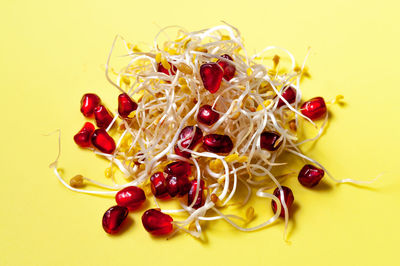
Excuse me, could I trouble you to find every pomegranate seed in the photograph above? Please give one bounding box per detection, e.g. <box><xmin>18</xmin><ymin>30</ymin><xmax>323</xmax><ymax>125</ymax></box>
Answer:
<box><xmin>164</xmin><ymin>161</ymin><xmax>192</xmax><ymax>179</ymax></box>
<box><xmin>150</xmin><ymin>172</ymin><xmax>169</xmax><ymax>199</ymax></box>
<box><xmin>80</xmin><ymin>93</ymin><xmax>101</xmax><ymax>117</ymax></box>
<box><xmin>271</xmin><ymin>186</ymin><xmax>294</xmax><ymax>218</ymax></box>
<box><xmin>200</xmin><ymin>63</ymin><xmax>224</xmax><ymax>93</ymax></box>
<box><xmin>157</xmin><ymin>62</ymin><xmax>177</xmax><ymax>75</ymax></box>
<box><xmin>142</xmin><ymin>209</ymin><xmax>173</xmax><ymax>236</ymax></box>
<box><xmin>203</xmin><ymin>134</ymin><xmax>233</xmax><ymax>154</ymax></box>
<box><xmin>174</xmin><ymin>126</ymin><xmax>203</xmax><ymax>158</ymax></box>
<box><xmin>298</xmin><ymin>164</ymin><xmax>325</xmax><ymax>187</ymax></box>
<box><xmin>300</xmin><ymin>97</ymin><xmax>327</xmax><ymax>120</ymax></box>
<box><xmin>166</xmin><ymin>175</ymin><xmax>190</xmax><ymax>197</ymax></box>
<box><xmin>102</xmin><ymin>205</ymin><xmax>128</xmax><ymax>234</ymax></box>
<box><xmin>188</xmin><ymin>180</ymin><xmax>205</xmax><ymax>209</ymax></box>
<box><xmin>217</xmin><ymin>54</ymin><xmax>235</xmax><ymax>81</ymax></box>
<box><xmin>94</xmin><ymin>105</ymin><xmax>114</xmax><ymax>129</ymax></box>
<box><xmin>115</xmin><ymin>186</ymin><xmax>146</xmax><ymax>211</ymax></box>
<box><xmin>197</xmin><ymin>105</ymin><xmax>220</xmax><ymax>125</ymax></box>
<box><xmin>118</xmin><ymin>93</ymin><xmax>138</xmax><ymax>118</ymax></box>
<box><xmin>260</xmin><ymin>131</ymin><xmax>282</xmax><ymax>151</ymax></box>
<box><xmin>91</xmin><ymin>129</ymin><xmax>116</xmax><ymax>154</ymax></box>
<box><xmin>277</xmin><ymin>86</ymin><xmax>296</xmax><ymax>108</ymax></box>
<box><xmin>73</xmin><ymin>122</ymin><xmax>95</xmax><ymax>148</ymax></box>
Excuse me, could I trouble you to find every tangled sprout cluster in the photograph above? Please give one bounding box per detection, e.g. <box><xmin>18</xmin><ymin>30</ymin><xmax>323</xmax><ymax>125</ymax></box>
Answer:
<box><xmin>51</xmin><ymin>24</ymin><xmax>368</xmax><ymax>239</ymax></box>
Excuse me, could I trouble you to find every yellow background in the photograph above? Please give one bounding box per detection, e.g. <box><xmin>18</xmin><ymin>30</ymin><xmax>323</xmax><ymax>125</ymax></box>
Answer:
<box><xmin>1</xmin><ymin>0</ymin><xmax>399</xmax><ymax>265</ymax></box>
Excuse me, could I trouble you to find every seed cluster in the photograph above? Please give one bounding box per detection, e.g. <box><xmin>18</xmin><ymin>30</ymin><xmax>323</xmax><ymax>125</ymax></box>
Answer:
<box><xmin>51</xmin><ymin>24</ymin><xmax>362</xmax><ymax>238</ymax></box>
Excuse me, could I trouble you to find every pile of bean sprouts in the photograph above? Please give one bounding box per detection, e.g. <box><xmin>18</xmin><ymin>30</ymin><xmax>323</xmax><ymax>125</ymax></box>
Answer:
<box><xmin>50</xmin><ymin>23</ymin><xmax>369</xmax><ymax>239</ymax></box>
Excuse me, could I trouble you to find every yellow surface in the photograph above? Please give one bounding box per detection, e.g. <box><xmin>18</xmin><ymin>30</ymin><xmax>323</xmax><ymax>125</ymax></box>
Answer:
<box><xmin>1</xmin><ymin>0</ymin><xmax>399</xmax><ymax>265</ymax></box>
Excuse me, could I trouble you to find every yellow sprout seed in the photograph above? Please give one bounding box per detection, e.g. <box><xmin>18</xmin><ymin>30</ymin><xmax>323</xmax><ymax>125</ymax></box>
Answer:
<box><xmin>177</xmin><ymin>63</ymin><xmax>193</xmax><ymax>75</ymax></box>
<box><xmin>70</xmin><ymin>175</ymin><xmax>84</xmax><ymax>188</ymax></box>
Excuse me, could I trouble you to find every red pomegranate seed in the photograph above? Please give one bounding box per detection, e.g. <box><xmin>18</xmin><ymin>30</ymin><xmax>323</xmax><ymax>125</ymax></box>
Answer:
<box><xmin>217</xmin><ymin>54</ymin><xmax>235</xmax><ymax>81</ymax></box>
<box><xmin>197</xmin><ymin>105</ymin><xmax>220</xmax><ymax>125</ymax></box>
<box><xmin>188</xmin><ymin>180</ymin><xmax>205</xmax><ymax>209</ymax></box>
<box><xmin>277</xmin><ymin>86</ymin><xmax>296</xmax><ymax>108</ymax></box>
<box><xmin>260</xmin><ymin>131</ymin><xmax>282</xmax><ymax>151</ymax></box>
<box><xmin>94</xmin><ymin>105</ymin><xmax>114</xmax><ymax>129</ymax></box>
<box><xmin>80</xmin><ymin>93</ymin><xmax>101</xmax><ymax>117</ymax></box>
<box><xmin>142</xmin><ymin>209</ymin><xmax>173</xmax><ymax>236</ymax></box>
<box><xmin>300</xmin><ymin>97</ymin><xmax>327</xmax><ymax>120</ymax></box>
<box><xmin>91</xmin><ymin>129</ymin><xmax>116</xmax><ymax>154</ymax></box>
<box><xmin>115</xmin><ymin>186</ymin><xmax>146</xmax><ymax>211</ymax></box>
<box><xmin>174</xmin><ymin>126</ymin><xmax>203</xmax><ymax>158</ymax></box>
<box><xmin>157</xmin><ymin>62</ymin><xmax>177</xmax><ymax>75</ymax></box>
<box><xmin>73</xmin><ymin>122</ymin><xmax>95</xmax><ymax>148</ymax></box>
<box><xmin>102</xmin><ymin>205</ymin><xmax>129</xmax><ymax>234</ymax></box>
<box><xmin>298</xmin><ymin>164</ymin><xmax>325</xmax><ymax>187</ymax></box>
<box><xmin>150</xmin><ymin>172</ymin><xmax>169</xmax><ymax>199</ymax></box>
<box><xmin>271</xmin><ymin>186</ymin><xmax>294</xmax><ymax>218</ymax></box>
<box><xmin>118</xmin><ymin>93</ymin><xmax>138</xmax><ymax>118</ymax></box>
<box><xmin>200</xmin><ymin>63</ymin><xmax>224</xmax><ymax>93</ymax></box>
<box><xmin>203</xmin><ymin>134</ymin><xmax>233</xmax><ymax>154</ymax></box>
<box><xmin>166</xmin><ymin>175</ymin><xmax>190</xmax><ymax>197</ymax></box>
<box><xmin>164</xmin><ymin>161</ymin><xmax>192</xmax><ymax>179</ymax></box>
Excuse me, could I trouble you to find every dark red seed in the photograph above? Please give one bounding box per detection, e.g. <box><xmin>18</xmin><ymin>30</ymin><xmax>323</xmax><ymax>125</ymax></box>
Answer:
<box><xmin>91</xmin><ymin>129</ymin><xmax>116</xmax><ymax>154</ymax></box>
<box><xmin>150</xmin><ymin>172</ymin><xmax>169</xmax><ymax>199</ymax></box>
<box><xmin>164</xmin><ymin>161</ymin><xmax>192</xmax><ymax>179</ymax></box>
<box><xmin>260</xmin><ymin>131</ymin><xmax>282</xmax><ymax>151</ymax></box>
<box><xmin>80</xmin><ymin>93</ymin><xmax>101</xmax><ymax>117</ymax></box>
<box><xmin>73</xmin><ymin>122</ymin><xmax>95</xmax><ymax>148</ymax></box>
<box><xmin>271</xmin><ymin>186</ymin><xmax>294</xmax><ymax>218</ymax></box>
<box><xmin>115</xmin><ymin>186</ymin><xmax>146</xmax><ymax>211</ymax></box>
<box><xmin>217</xmin><ymin>54</ymin><xmax>235</xmax><ymax>81</ymax></box>
<box><xmin>200</xmin><ymin>63</ymin><xmax>224</xmax><ymax>93</ymax></box>
<box><xmin>202</xmin><ymin>134</ymin><xmax>233</xmax><ymax>154</ymax></box>
<box><xmin>157</xmin><ymin>62</ymin><xmax>177</xmax><ymax>75</ymax></box>
<box><xmin>102</xmin><ymin>205</ymin><xmax>129</xmax><ymax>234</ymax></box>
<box><xmin>298</xmin><ymin>164</ymin><xmax>325</xmax><ymax>187</ymax></box>
<box><xmin>118</xmin><ymin>93</ymin><xmax>138</xmax><ymax>118</ymax></box>
<box><xmin>197</xmin><ymin>105</ymin><xmax>220</xmax><ymax>125</ymax></box>
<box><xmin>174</xmin><ymin>126</ymin><xmax>203</xmax><ymax>158</ymax></box>
<box><xmin>188</xmin><ymin>180</ymin><xmax>205</xmax><ymax>209</ymax></box>
<box><xmin>142</xmin><ymin>209</ymin><xmax>173</xmax><ymax>236</ymax></box>
<box><xmin>277</xmin><ymin>86</ymin><xmax>296</xmax><ymax>108</ymax></box>
<box><xmin>94</xmin><ymin>105</ymin><xmax>114</xmax><ymax>129</ymax></box>
<box><xmin>300</xmin><ymin>97</ymin><xmax>327</xmax><ymax>120</ymax></box>
<box><xmin>166</xmin><ymin>175</ymin><xmax>190</xmax><ymax>197</ymax></box>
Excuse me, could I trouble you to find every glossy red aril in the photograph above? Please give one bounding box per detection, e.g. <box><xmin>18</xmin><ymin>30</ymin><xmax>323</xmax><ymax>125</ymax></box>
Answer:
<box><xmin>74</xmin><ymin>122</ymin><xmax>95</xmax><ymax>148</ymax></box>
<box><xmin>94</xmin><ymin>105</ymin><xmax>114</xmax><ymax>129</ymax></box>
<box><xmin>115</xmin><ymin>186</ymin><xmax>146</xmax><ymax>211</ymax></box>
<box><xmin>91</xmin><ymin>129</ymin><xmax>116</xmax><ymax>154</ymax></box>
<box><xmin>203</xmin><ymin>134</ymin><xmax>233</xmax><ymax>154</ymax></box>
<box><xmin>298</xmin><ymin>164</ymin><xmax>325</xmax><ymax>187</ymax></box>
<box><xmin>300</xmin><ymin>97</ymin><xmax>327</xmax><ymax>120</ymax></box>
<box><xmin>166</xmin><ymin>175</ymin><xmax>190</xmax><ymax>197</ymax></box>
<box><xmin>118</xmin><ymin>93</ymin><xmax>138</xmax><ymax>118</ymax></box>
<box><xmin>142</xmin><ymin>209</ymin><xmax>173</xmax><ymax>236</ymax></box>
<box><xmin>150</xmin><ymin>172</ymin><xmax>169</xmax><ymax>199</ymax></box>
<box><xmin>217</xmin><ymin>54</ymin><xmax>235</xmax><ymax>81</ymax></box>
<box><xmin>200</xmin><ymin>63</ymin><xmax>224</xmax><ymax>93</ymax></box>
<box><xmin>174</xmin><ymin>126</ymin><xmax>203</xmax><ymax>158</ymax></box>
<box><xmin>277</xmin><ymin>86</ymin><xmax>296</xmax><ymax>108</ymax></box>
<box><xmin>188</xmin><ymin>180</ymin><xmax>205</xmax><ymax>209</ymax></box>
<box><xmin>164</xmin><ymin>161</ymin><xmax>192</xmax><ymax>179</ymax></box>
<box><xmin>197</xmin><ymin>105</ymin><xmax>220</xmax><ymax>125</ymax></box>
<box><xmin>157</xmin><ymin>62</ymin><xmax>177</xmax><ymax>75</ymax></box>
<box><xmin>271</xmin><ymin>186</ymin><xmax>294</xmax><ymax>218</ymax></box>
<box><xmin>102</xmin><ymin>205</ymin><xmax>129</xmax><ymax>234</ymax></box>
<box><xmin>260</xmin><ymin>131</ymin><xmax>282</xmax><ymax>151</ymax></box>
<box><xmin>80</xmin><ymin>93</ymin><xmax>101</xmax><ymax>117</ymax></box>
